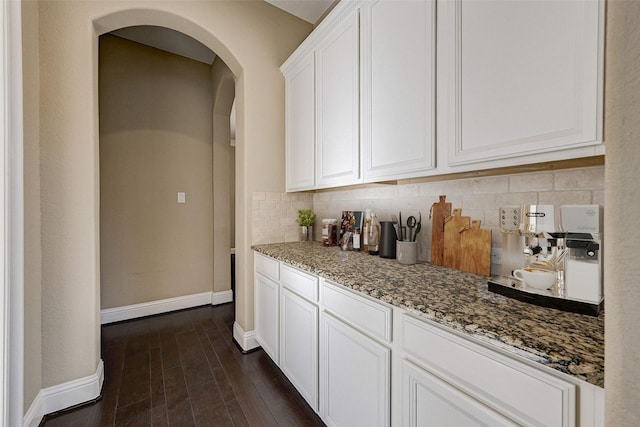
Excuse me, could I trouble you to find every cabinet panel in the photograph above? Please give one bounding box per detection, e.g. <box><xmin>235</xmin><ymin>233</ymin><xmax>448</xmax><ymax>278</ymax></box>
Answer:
<box><xmin>254</xmin><ymin>273</ymin><xmax>279</xmax><ymax>363</ymax></box>
<box><xmin>403</xmin><ymin>360</ymin><xmax>517</xmax><ymax>427</ymax></box>
<box><xmin>281</xmin><ymin>263</ymin><xmax>319</xmax><ymax>302</ymax></box>
<box><xmin>255</xmin><ymin>253</ymin><xmax>279</xmax><ymax>282</ymax></box>
<box><xmin>446</xmin><ymin>0</ymin><xmax>602</xmax><ymax>166</ymax></box>
<box><xmin>284</xmin><ymin>53</ymin><xmax>315</xmax><ymax>191</ymax></box>
<box><xmin>315</xmin><ymin>8</ymin><xmax>360</xmax><ymax>187</ymax></box>
<box><xmin>280</xmin><ymin>288</ymin><xmax>319</xmax><ymax>411</ymax></box>
<box><xmin>362</xmin><ymin>0</ymin><xmax>436</xmax><ymax>180</ymax></box>
<box><xmin>403</xmin><ymin>315</ymin><xmax>575</xmax><ymax>426</ymax></box>
<box><xmin>322</xmin><ymin>280</ymin><xmax>392</xmax><ymax>344</ymax></box>
<box><xmin>320</xmin><ymin>313</ymin><xmax>390</xmax><ymax>427</ymax></box>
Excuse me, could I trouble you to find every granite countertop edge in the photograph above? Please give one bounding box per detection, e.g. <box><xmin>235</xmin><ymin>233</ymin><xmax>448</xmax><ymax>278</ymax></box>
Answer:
<box><xmin>252</xmin><ymin>242</ymin><xmax>605</xmax><ymax>388</ymax></box>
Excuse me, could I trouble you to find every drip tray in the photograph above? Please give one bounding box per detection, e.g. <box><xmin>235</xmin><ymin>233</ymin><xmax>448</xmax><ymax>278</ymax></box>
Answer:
<box><xmin>488</xmin><ymin>276</ymin><xmax>603</xmax><ymax>316</ymax></box>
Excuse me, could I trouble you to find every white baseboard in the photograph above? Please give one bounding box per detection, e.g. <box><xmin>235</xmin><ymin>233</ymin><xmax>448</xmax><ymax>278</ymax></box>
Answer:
<box><xmin>233</xmin><ymin>321</ymin><xmax>259</xmax><ymax>352</ymax></box>
<box><xmin>212</xmin><ymin>289</ymin><xmax>233</xmax><ymax>305</ymax></box>
<box><xmin>24</xmin><ymin>360</ymin><xmax>104</xmax><ymax>427</ymax></box>
<box><xmin>100</xmin><ymin>290</ymin><xmax>233</xmax><ymax>324</ymax></box>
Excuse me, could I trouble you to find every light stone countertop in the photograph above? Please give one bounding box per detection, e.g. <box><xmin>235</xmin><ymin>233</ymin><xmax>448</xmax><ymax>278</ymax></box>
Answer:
<box><xmin>252</xmin><ymin>241</ymin><xmax>605</xmax><ymax>388</ymax></box>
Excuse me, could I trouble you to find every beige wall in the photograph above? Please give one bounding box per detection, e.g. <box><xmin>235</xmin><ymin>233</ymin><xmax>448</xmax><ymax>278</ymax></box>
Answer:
<box><xmin>604</xmin><ymin>0</ymin><xmax>640</xmax><ymax>424</ymax></box>
<box><xmin>28</xmin><ymin>0</ymin><xmax>311</xmax><ymax>404</ymax></box>
<box><xmin>99</xmin><ymin>34</ymin><xmax>214</xmax><ymax>309</ymax></box>
<box><xmin>22</xmin><ymin>0</ymin><xmax>42</xmax><ymax>409</ymax></box>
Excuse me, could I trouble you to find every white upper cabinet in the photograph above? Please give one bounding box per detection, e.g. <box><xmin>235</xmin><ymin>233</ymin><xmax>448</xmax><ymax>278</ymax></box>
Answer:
<box><xmin>361</xmin><ymin>0</ymin><xmax>436</xmax><ymax>181</ymax></box>
<box><xmin>281</xmin><ymin>0</ymin><xmax>604</xmax><ymax>190</ymax></box>
<box><xmin>283</xmin><ymin>52</ymin><xmax>315</xmax><ymax>191</ymax></box>
<box><xmin>315</xmin><ymin>7</ymin><xmax>361</xmax><ymax>188</ymax></box>
<box><xmin>442</xmin><ymin>0</ymin><xmax>604</xmax><ymax>169</ymax></box>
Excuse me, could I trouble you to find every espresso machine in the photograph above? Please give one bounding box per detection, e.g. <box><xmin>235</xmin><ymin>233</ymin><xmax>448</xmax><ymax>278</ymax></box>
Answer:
<box><xmin>489</xmin><ymin>204</ymin><xmax>603</xmax><ymax>315</ymax></box>
<box><xmin>561</xmin><ymin>205</ymin><xmax>603</xmax><ymax>306</ymax></box>
<box><xmin>498</xmin><ymin>205</ymin><xmax>564</xmax><ymax>278</ymax></box>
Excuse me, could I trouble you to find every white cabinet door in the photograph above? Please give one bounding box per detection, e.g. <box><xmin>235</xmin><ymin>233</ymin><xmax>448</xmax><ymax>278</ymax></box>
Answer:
<box><xmin>255</xmin><ymin>272</ymin><xmax>279</xmax><ymax>363</ymax></box>
<box><xmin>445</xmin><ymin>0</ymin><xmax>603</xmax><ymax>167</ymax></box>
<box><xmin>280</xmin><ymin>287</ymin><xmax>319</xmax><ymax>411</ymax></box>
<box><xmin>362</xmin><ymin>0</ymin><xmax>436</xmax><ymax>181</ymax></box>
<box><xmin>320</xmin><ymin>313</ymin><xmax>390</xmax><ymax>427</ymax></box>
<box><xmin>402</xmin><ymin>360</ymin><xmax>517</xmax><ymax>427</ymax></box>
<box><xmin>283</xmin><ymin>52</ymin><xmax>315</xmax><ymax>191</ymax></box>
<box><xmin>315</xmin><ymin>8</ymin><xmax>360</xmax><ymax>188</ymax></box>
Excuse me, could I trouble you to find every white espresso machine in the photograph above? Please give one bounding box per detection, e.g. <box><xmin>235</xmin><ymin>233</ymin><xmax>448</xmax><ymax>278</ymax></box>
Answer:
<box><xmin>489</xmin><ymin>204</ymin><xmax>603</xmax><ymax>315</ymax></box>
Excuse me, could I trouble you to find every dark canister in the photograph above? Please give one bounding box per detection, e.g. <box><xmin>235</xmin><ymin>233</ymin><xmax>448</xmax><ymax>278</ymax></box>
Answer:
<box><xmin>379</xmin><ymin>221</ymin><xmax>397</xmax><ymax>259</ymax></box>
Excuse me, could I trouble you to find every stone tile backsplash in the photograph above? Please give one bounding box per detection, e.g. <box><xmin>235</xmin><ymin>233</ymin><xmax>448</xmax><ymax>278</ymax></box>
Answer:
<box><xmin>252</xmin><ymin>191</ymin><xmax>313</xmax><ymax>244</ymax></box>
<box><xmin>253</xmin><ymin>165</ymin><xmax>604</xmax><ymax>268</ymax></box>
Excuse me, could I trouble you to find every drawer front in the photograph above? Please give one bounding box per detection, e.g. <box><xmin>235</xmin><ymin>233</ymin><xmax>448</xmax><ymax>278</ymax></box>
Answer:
<box><xmin>402</xmin><ymin>315</ymin><xmax>575</xmax><ymax>427</ymax></box>
<box><xmin>322</xmin><ymin>280</ymin><xmax>392</xmax><ymax>344</ymax></box>
<box><xmin>254</xmin><ymin>253</ymin><xmax>279</xmax><ymax>281</ymax></box>
<box><xmin>280</xmin><ymin>264</ymin><xmax>319</xmax><ymax>302</ymax></box>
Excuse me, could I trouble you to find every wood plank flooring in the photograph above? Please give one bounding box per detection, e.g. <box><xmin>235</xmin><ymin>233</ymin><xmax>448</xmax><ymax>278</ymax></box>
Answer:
<box><xmin>42</xmin><ymin>303</ymin><xmax>325</xmax><ymax>426</ymax></box>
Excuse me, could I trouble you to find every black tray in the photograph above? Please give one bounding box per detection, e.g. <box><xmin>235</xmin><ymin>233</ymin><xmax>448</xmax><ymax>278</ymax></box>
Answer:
<box><xmin>488</xmin><ymin>279</ymin><xmax>603</xmax><ymax>316</ymax></box>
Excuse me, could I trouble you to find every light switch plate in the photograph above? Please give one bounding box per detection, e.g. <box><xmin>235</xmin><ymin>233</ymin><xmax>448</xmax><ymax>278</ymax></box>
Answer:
<box><xmin>491</xmin><ymin>248</ymin><xmax>502</xmax><ymax>264</ymax></box>
<box><xmin>177</xmin><ymin>192</ymin><xmax>186</xmax><ymax>204</ymax></box>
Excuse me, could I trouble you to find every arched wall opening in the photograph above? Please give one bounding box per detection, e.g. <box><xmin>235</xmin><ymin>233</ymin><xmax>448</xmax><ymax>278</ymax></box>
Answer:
<box><xmin>29</xmin><ymin>1</ymin><xmax>311</xmax><ymax>418</ymax></box>
<box><xmin>98</xmin><ymin>31</ymin><xmax>233</xmax><ymax>315</ymax></box>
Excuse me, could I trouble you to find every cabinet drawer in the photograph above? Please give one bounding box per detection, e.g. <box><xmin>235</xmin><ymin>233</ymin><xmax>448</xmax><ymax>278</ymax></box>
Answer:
<box><xmin>402</xmin><ymin>315</ymin><xmax>575</xmax><ymax>426</ymax></box>
<box><xmin>254</xmin><ymin>253</ymin><xmax>279</xmax><ymax>281</ymax></box>
<box><xmin>322</xmin><ymin>280</ymin><xmax>392</xmax><ymax>344</ymax></box>
<box><xmin>280</xmin><ymin>264</ymin><xmax>319</xmax><ymax>302</ymax></box>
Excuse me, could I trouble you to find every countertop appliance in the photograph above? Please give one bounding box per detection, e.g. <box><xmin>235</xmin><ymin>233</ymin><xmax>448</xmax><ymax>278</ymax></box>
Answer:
<box><xmin>489</xmin><ymin>204</ymin><xmax>604</xmax><ymax>315</ymax></box>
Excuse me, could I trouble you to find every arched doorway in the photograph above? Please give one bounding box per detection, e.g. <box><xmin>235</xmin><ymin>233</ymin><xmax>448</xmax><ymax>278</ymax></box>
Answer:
<box><xmin>28</xmin><ymin>3</ymin><xmax>309</xmax><ymax>420</ymax></box>
<box><xmin>98</xmin><ymin>28</ymin><xmax>236</xmax><ymax>321</ymax></box>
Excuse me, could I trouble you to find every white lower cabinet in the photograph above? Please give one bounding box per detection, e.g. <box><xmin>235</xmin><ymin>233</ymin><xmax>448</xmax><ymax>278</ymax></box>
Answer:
<box><xmin>253</xmin><ymin>253</ymin><xmax>603</xmax><ymax>427</ymax></box>
<box><xmin>280</xmin><ymin>287</ymin><xmax>319</xmax><ymax>411</ymax></box>
<box><xmin>402</xmin><ymin>314</ymin><xmax>576</xmax><ymax>427</ymax></box>
<box><xmin>320</xmin><ymin>312</ymin><xmax>390</xmax><ymax>427</ymax></box>
<box><xmin>402</xmin><ymin>360</ymin><xmax>516</xmax><ymax>427</ymax></box>
<box><xmin>254</xmin><ymin>272</ymin><xmax>279</xmax><ymax>364</ymax></box>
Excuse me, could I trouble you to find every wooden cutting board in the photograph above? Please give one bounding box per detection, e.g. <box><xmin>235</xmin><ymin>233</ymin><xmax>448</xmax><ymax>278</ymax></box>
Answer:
<box><xmin>460</xmin><ymin>220</ymin><xmax>492</xmax><ymax>276</ymax></box>
<box><xmin>443</xmin><ymin>208</ymin><xmax>470</xmax><ymax>270</ymax></box>
<box><xmin>430</xmin><ymin>195</ymin><xmax>452</xmax><ymax>266</ymax></box>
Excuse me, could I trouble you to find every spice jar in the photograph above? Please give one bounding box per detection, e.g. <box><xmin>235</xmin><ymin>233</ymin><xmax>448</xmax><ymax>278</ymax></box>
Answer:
<box><xmin>322</xmin><ymin>219</ymin><xmax>338</xmax><ymax>246</ymax></box>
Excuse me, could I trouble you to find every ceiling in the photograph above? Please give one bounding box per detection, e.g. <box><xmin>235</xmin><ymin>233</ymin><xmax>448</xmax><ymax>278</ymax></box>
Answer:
<box><xmin>111</xmin><ymin>26</ymin><xmax>217</xmax><ymax>64</ymax></box>
<box><xmin>109</xmin><ymin>1</ymin><xmax>334</xmax><ymax>65</ymax></box>
<box><xmin>265</xmin><ymin>0</ymin><xmax>335</xmax><ymax>24</ymax></box>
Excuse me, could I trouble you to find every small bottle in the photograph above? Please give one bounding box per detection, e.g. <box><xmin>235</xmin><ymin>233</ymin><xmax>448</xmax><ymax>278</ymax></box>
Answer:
<box><xmin>322</xmin><ymin>219</ymin><xmax>338</xmax><ymax>246</ymax></box>
<box><xmin>353</xmin><ymin>228</ymin><xmax>361</xmax><ymax>251</ymax></box>
<box><xmin>363</xmin><ymin>209</ymin><xmax>371</xmax><ymax>252</ymax></box>
<box><xmin>368</xmin><ymin>212</ymin><xmax>380</xmax><ymax>255</ymax></box>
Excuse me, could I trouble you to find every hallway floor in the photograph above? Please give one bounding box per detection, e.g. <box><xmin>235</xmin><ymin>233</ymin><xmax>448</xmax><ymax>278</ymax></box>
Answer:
<box><xmin>42</xmin><ymin>303</ymin><xmax>325</xmax><ymax>426</ymax></box>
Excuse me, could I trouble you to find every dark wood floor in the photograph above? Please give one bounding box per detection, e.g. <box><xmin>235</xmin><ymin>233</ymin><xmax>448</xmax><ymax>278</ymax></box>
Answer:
<box><xmin>42</xmin><ymin>303</ymin><xmax>325</xmax><ymax>426</ymax></box>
